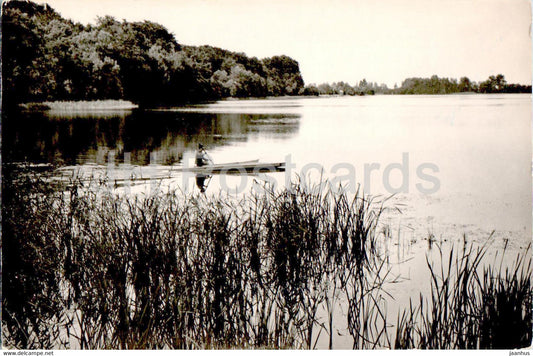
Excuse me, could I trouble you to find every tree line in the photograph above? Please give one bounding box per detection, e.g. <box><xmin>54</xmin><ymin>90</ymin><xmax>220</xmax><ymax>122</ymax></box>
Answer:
<box><xmin>2</xmin><ymin>1</ymin><xmax>305</xmax><ymax>107</ymax></box>
<box><xmin>3</xmin><ymin>1</ymin><xmax>529</xmax><ymax>108</ymax></box>
<box><xmin>303</xmin><ymin>79</ymin><xmax>390</xmax><ymax>96</ymax></box>
<box><xmin>395</xmin><ymin>74</ymin><xmax>530</xmax><ymax>94</ymax></box>
<box><xmin>304</xmin><ymin>74</ymin><xmax>531</xmax><ymax>96</ymax></box>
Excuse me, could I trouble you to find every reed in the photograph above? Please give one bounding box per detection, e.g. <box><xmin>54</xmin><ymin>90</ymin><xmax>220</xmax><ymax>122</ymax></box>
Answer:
<box><xmin>2</xmin><ymin>165</ymin><xmax>531</xmax><ymax>349</ymax></box>
<box><xmin>2</xmin><ymin>167</ymin><xmax>389</xmax><ymax>349</ymax></box>
<box><xmin>27</xmin><ymin>100</ymin><xmax>138</xmax><ymax>111</ymax></box>
<box><xmin>394</xmin><ymin>242</ymin><xmax>532</xmax><ymax>349</ymax></box>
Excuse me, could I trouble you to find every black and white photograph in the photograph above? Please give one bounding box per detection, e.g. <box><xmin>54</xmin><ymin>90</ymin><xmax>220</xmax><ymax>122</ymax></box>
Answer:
<box><xmin>1</xmin><ymin>0</ymin><xmax>532</xmax><ymax>350</ymax></box>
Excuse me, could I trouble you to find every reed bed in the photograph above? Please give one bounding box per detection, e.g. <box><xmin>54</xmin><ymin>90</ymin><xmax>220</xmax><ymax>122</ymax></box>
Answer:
<box><xmin>394</xmin><ymin>242</ymin><xmax>532</xmax><ymax>349</ymax></box>
<box><xmin>20</xmin><ymin>100</ymin><xmax>138</xmax><ymax>112</ymax></box>
<box><xmin>2</xmin><ymin>166</ymin><xmax>390</xmax><ymax>349</ymax></box>
<box><xmin>3</xmin><ymin>166</ymin><xmax>531</xmax><ymax>349</ymax></box>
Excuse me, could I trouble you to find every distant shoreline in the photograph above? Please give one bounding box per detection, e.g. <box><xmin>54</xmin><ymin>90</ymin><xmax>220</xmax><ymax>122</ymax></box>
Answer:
<box><xmin>223</xmin><ymin>92</ymin><xmax>531</xmax><ymax>100</ymax></box>
<box><xmin>18</xmin><ymin>93</ymin><xmax>531</xmax><ymax>112</ymax></box>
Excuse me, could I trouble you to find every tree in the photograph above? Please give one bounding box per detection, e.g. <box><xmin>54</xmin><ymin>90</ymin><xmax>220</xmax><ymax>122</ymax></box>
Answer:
<box><xmin>317</xmin><ymin>83</ymin><xmax>334</xmax><ymax>95</ymax></box>
<box><xmin>458</xmin><ymin>77</ymin><xmax>472</xmax><ymax>92</ymax></box>
<box><xmin>358</xmin><ymin>79</ymin><xmax>368</xmax><ymax>92</ymax></box>
<box><xmin>479</xmin><ymin>74</ymin><xmax>507</xmax><ymax>93</ymax></box>
<box><xmin>492</xmin><ymin>74</ymin><xmax>506</xmax><ymax>91</ymax></box>
<box><xmin>2</xmin><ymin>3</ymin><xmax>57</xmax><ymax>103</ymax></box>
<box><xmin>302</xmin><ymin>84</ymin><xmax>319</xmax><ymax>96</ymax></box>
<box><xmin>2</xmin><ymin>0</ymin><xmax>306</xmax><ymax>106</ymax></box>
<box><xmin>262</xmin><ymin>55</ymin><xmax>305</xmax><ymax>96</ymax></box>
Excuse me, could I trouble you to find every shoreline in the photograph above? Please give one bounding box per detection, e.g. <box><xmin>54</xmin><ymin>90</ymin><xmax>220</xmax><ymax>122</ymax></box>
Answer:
<box><xmin>16</xmin><ymin>92</ymin><xmax>531</xmax><ymax>112</ymax></box>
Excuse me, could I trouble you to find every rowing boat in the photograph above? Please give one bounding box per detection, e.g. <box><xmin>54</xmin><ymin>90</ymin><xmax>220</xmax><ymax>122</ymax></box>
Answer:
<box><xmin>90</xmin><ymin>159</ymin><xmax>286</xmax><ymax>185</ymax></box>
<box><xmin>174</xmin><ymin>159</ymin><xmax>285</xmax><ymax>174</ymax></box>
<box><xmin>189</xmin><ymin>161</ymin><xmax>285</xmax><ymax>174</ymax></box>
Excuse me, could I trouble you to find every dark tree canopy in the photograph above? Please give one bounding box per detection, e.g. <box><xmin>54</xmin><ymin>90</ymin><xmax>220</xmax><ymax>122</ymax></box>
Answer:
<box><xmin>2</xmin><ymin>1</ymin><xmax>305</xmax><ymax>107</ymax></box>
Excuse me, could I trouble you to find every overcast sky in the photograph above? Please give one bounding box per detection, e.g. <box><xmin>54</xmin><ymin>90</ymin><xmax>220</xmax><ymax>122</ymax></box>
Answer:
<box><xmin>40</xmin><ymin>0</ymin><xmax>531</xmax><ymax>87</ymax></box>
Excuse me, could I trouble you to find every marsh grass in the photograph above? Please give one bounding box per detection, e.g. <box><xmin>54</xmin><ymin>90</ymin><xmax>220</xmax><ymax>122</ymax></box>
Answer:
<box><xmin>20</xmin><ymin>100</ymin><xmax>138</xmax><ymax>112</ymax></box>
<box><xmin>2</xmin><ymin>166</ymin><xmax>391</xmax><ymax>349</ymax></box>
<box><xmin>394</xmin><ymin>241</ymin><xmax>532</xmax><ymax>349</ymax></box>
<box><xmin>2</xmin><ymin>165</ymin><xmax>531</xmax><ymax>349</ymax></box>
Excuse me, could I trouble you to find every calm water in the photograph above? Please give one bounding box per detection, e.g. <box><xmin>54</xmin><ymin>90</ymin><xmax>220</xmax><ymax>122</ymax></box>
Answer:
<box><xmin>6</xmin><ymin>94</ymin><xmax>531</xmax><ymax>246</ymax></box>
<box><xmin>5</xmin><ymin>94</ymin><xmax>531</xmax><ymax>348</ymax></box>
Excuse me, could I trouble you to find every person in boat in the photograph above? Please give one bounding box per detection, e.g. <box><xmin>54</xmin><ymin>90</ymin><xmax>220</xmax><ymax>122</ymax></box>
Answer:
<box><xmin>195</xmin><ymin>143</ymin><xmax>213</xmax><ymax>167</ymax></box>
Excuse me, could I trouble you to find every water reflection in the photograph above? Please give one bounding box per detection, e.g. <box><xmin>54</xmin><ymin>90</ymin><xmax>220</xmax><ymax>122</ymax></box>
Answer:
<box><xmin>195</xmin><ymin>174</ymin><xmax>211</xmax><ymax>193</ymax></box>
<box><xmin>3</xmin><ymin>110</ymin><xmax>301</xmax><ymax>166</ymax></box>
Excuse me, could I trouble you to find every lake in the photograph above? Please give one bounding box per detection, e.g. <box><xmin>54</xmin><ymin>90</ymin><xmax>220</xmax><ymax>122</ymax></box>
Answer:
<box><xmin>4</xmin><ymin>94</ymin><xmax>531</xmax><ymax>348</ymax></box>
<box><xmin>6</xmin><ymin>94</ymin><xmax>530</xmax><ymax>246</ymax></box>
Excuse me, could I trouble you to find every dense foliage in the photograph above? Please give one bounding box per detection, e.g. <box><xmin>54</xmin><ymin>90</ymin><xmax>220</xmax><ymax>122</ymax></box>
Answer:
<box><xmin>2</xmin><ymin>1</ymin><xmax>305</xmax><ymax>107</ymax></box>
<box><xmin>2</xmin><ymin>0</ymin><xmax>528</xmax><ymax>107</ymax></box>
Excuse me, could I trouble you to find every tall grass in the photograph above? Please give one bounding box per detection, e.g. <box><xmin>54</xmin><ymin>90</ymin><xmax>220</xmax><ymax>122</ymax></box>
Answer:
<box><xmin>2</xmin><ymin>166</ymin><xmax>389</xmax><ymax>349</ymax></box>
<box><xmin>20</xmin><ymin>100</ymin><xmax>138</xmax><ymax>112</ymax></box>
<box><xmin>3</xmin><ymin>165</ymin><xmax>531</xmax><ymax>349</ymax></box>
<box><xmin>394</xmin><ymin>242</ymin><xmax>532</xmax><ymax>349</ymax></box>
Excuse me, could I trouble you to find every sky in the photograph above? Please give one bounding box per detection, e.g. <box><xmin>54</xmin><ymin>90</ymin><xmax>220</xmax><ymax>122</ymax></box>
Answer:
<box><xmin>38</xmin><ymin>0</ymin><xmax>531</xmax><ymax>87</ymax></box>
